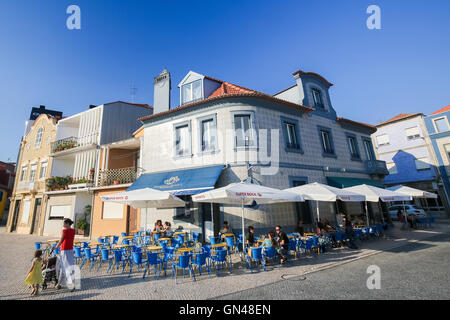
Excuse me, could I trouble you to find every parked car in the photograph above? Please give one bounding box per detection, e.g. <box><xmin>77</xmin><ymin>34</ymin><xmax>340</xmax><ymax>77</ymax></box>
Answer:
<box><xmin>388</xmin><ymin>205</ymin><xmax>426</xmax><ymax>221</ymax></box>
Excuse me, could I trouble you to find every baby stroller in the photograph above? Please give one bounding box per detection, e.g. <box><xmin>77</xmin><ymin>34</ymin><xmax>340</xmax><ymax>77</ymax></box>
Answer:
<box><xmin>42</xmin><ymin>252</ymin><xmax>59</xmax><ymax>290</ymax></box>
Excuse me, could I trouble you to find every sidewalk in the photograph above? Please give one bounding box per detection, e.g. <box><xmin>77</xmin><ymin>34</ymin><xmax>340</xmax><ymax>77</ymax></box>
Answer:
<box><xmin>0</xmin><ymin>221</ymin><xmax>449</xmax><ymax>300</ymax></box>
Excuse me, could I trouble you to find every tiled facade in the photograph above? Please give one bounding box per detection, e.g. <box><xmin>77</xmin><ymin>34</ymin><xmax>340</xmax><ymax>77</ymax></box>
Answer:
<box><xmin>139</xmin><ymin>70</ymin><xmax>387</xmax><ymax>235</ymax></box>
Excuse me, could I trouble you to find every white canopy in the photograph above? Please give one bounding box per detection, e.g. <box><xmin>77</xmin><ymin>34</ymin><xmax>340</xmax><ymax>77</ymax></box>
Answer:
<box><xmin>192</xmin><ymin>182</ymin><xmax>304</xmax><ymax>205</ymax></box>
<box><xmin>192</xmin><ymin>182</ymin><xmax>303</xmax><ymax>244</ymax></box>
<box><xmin>387</xmin><ymin>185</ymin><xmax>438</xmax><ymax>199</ymax></box>
<box><xmin>344</xmin><ymin>184</ymin><xmax>412</xmax><ymax>202</ymax></box>
<box><xmin>285</xmin><ymin>182</ymin><xmax>366</xmax><ymax>202</ymax></box>
<box><xmin>101</xmin><ymin>187</ymin><xmax>186</xmax><ymax>209</ymax></box>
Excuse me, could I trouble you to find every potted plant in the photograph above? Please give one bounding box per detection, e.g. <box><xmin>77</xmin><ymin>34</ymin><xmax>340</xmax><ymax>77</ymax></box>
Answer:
<box><xmin>76</xmin><ymin>219</ymin><xmax>87</xmax><ymax>235</ymax></box>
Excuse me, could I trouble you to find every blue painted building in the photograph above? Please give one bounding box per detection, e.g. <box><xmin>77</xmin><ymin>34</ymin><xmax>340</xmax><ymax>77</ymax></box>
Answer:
<box><xmin>372</xmin><ymin>113</ymin><xmax>448</xmax><ymax>213</ymax></box>
<box><xmin>424</xmin><ymin>105</ymin><xmax>450</xmax><ymax>214</ymax></box>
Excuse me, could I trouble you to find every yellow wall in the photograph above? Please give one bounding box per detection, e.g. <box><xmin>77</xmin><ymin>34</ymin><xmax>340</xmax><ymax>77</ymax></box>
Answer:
<box><xmin>7</xmin><ymin>114</ymin><xmax>57</xmax><ymax>235</ymax></box>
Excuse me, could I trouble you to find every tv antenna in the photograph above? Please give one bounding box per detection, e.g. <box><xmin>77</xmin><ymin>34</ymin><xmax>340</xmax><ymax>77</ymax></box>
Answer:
<box><xmin>130</xmin><ymin>82</ymin><xmax>137</xmax><ymax>103</ymax></box>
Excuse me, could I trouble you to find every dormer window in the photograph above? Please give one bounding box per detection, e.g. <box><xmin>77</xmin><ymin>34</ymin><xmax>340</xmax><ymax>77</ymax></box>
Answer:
<box><xmin>312</xmin><ymin>88</ymin><xmax>324</xmax><ymax>108</ymax></box>
<box><xmin>181</xmin><ymin>80</ymin><xmax>202</xmax><ymax>105</ymax></box>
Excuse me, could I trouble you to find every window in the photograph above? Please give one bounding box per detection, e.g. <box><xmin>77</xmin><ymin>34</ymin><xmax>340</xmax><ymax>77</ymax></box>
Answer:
<box><xmin>39</xmin><ymin>162</ymin><xmax>48</xmax><ymax>179</ymax></box>
<box><xmin>415</xmin><ymin>157</ymin><xmax>431</xmax><ymax>171</ymax></box>
<box><xmin>320</xmin><ymin>129</ymin><xmax>334</xmax><ymax>154</ymax></box>
<box><xmin>387</xmin><ymin>162</ymin><xmax>398</xmax><ymax>174</ymax></box>
<box><xmin>405</xmin><ymin>127</ymin><xmax>420</xmax><ymax>140</ymax></box>
<box><xmin>181</xmin><ymin>80</ymin><xmax>202</xmax><ymax>105</ymax></box>
<box><xmin>29</xmin><ymin>165</ymin><xmax>37</xmax><ymax>182</ymax></box>
<box><xmin>444</xmin><ymin>144</ymin><xmax>450</xmax><ymax>162</ymax></box>
<box><xmin>363</xmin><ymin>139</ymin><xmax>375</xmax><ymax>160</ymax></box>
<box><xmin>201</xmin><ymin>118</ymin><xmax>216</xmax><ymax>152</ymax></box>
<box><xmin>20</xmin><ymin>166</ymin><xmax>27</xmax><ymax>181</ymax></box>
<box><xmin>234</xmin><ymin>114</ymin><xmax>255</xmax><ymax>147</ymax></box>
<box><xmin>49</xmin><ymin>205</ymin><xmax>71</xmax><ymax>219</ymax></box>
<box><xmin>376</xmin><ymin>134</ymin><xmax>389</xmax><ymax>146</ymax></box>
<box><xmin>285</xmin><ymin>122</ymin><xmax>299</xmax><ymax>149</ymax></box>
<box><xmin>347</xmin><ymin>135</ymin><xmax>360</xmax><ymax>159</ymax></box>
<box><xmin>35</xmin><ymin>128</ymin><xmax>43</xmax><ymax>147</ymax></box>
<box><xmin>174</xmin><ymin>122</ymin><xmax>191</xmax><ymax>157</ymax></box>
<box><xmin>102</xmin><ymin>202</ymin><xmax>124</xmax><ymax>219</ymax></box>
<box><xmin>312</xmin><ymin>88</ymin><xmax>324</xmax><ymax>108</ymax></box>
<box><xmin>434</xmin><ymin>117</ymin><xmax>449</xmax><ymax>133</ymax></box>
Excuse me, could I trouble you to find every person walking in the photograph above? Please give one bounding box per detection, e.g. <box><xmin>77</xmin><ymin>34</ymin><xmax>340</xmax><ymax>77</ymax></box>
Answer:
<box><xmin>55</xmin><ymin>218</ymin><xmax>76</xmax><ymax>291</ymax></box>
<box><xmin>24</xmin><ymin>250</ymin><xmax>43</xmax><ymax>296</ymax></box>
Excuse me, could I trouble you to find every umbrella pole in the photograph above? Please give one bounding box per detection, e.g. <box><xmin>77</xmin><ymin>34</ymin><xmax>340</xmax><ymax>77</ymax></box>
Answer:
<box><xmin>145</xmin><ymin>201</ymin><xmax>148</xmax><ymax>234</ymax></box>
<box><xmin>316</xmin><ymin>201</ymin><xmax>320</xmax><ymax>232</ymax></box>
<box><xmin>402</xmin><ymin>201</ymin><xmax>408</xmax><ymax>229</ymax></box>
<box><xmin>241</xmin><ymin>199</ymin><xmax>245</xmax><ymax>252</ymax></box>
<box><xmin>211</xmin><ymin>202</ymin><xmax>215</xmax><ymax>237</ymax></box>
<box><xmin>365</xmin><ymin>201</ymin><xmax>370</xmax><ymax>226</ymax></box>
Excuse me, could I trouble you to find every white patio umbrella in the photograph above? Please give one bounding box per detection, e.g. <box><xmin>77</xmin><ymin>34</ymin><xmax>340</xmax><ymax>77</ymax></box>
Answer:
<box><xmin>387</xmin><ymin>185</ymin><xmax>438</xmax><ymax>225</ymax></box>
<box><xmin>343</xmin><ymin>184</ymin><xmax>412</xmax><ymax>226</ymax></box>
<box><xmin>387</xmin><ymin>185</ymin><xmax>438</xmax><ymax>199</ymax></box>
<box><xmin>101</xmin><ymin>187</ymin><xmax>186</xmax><ymax>230</ymax></box>
<box><xmin>192</xmin><ymin>182</ymin><xmax>304</xmax><ymax>247</ymax></box>
<box><xmin>285</xmin><ymin>182</ymin><xmax>365</xmax><ymax>227</ymax></box>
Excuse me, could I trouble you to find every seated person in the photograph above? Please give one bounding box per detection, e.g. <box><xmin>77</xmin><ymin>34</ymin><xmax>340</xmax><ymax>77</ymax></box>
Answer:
<box><xmin>246</xmin><ymin>226</ymin><xmax>255</xmax><ymax>247</ymax></box>
<box><xmin>294</xmin><ymin>220</ymin><xmax>304</xmax><ymax>236</ymax></box>
<box><xmin>262</xmin><ymin>231</ymin><xmax>278</xmax><ymax>248</ymax></box>
<box><xmin>219</xmin><ymin>221</ymin><xmax>232</xmax><ymax>238</ymax></box>
<box><xmin>275</xmin><ymin>225</ymin><xmax>290</xmax><ymax>264</ymax></box>
<box><xmin>153</xmin><ymin>220</ymin><xmax>163</xmax><ymax>233</ymax></box>
<box><xmin>163</xmin><ymin>221</ymin><xmax>173</xmax><ymax>237</ymax></box>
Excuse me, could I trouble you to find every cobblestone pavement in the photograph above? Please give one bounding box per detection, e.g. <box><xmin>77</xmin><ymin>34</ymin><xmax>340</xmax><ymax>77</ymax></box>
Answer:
<box><xmin>1</xmin><ymin>222</ymin><xmax>449</xmax><ymax>300</ymax></box>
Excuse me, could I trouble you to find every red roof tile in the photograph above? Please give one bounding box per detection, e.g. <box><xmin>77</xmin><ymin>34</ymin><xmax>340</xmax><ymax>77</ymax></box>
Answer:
<box><xmin>430</xmin><ymin>105</ymin><xmax>450</xmax><ymax>116</ymax></box>
<box><xmin>376</xmin><ymin>113</ymin><xmax>422</xmax><ymax>127</ymax></box>
<box><xmin>336</xmin><ymin>117</ymin><xmax>376</xmax><ymax>132</ymax></box>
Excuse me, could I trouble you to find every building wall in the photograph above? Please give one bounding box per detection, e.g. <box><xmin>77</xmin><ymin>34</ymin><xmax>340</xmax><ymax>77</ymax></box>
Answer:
<box><xmin>91</xmin><ymin>187</ymin><xmax>139</xmax><ymax>238</ymax></box>
<box><xmin>7</xmin><ymin>114</ymin><xmax>57</xmax><ymax>235</ymax></box>
<box><xmin>424</xmin><ymin>110</ymin><xmax>450</xmax><ymax>212</ymax></box>
<box><xmin>372</xmin><ymin>115</ymin><xmax>437</xmax><ymax>186</ymax></box>
<box><xmin>141</xmin><ymin>97</ymin><xmax>382</xmax><ymax>232</ymax></box>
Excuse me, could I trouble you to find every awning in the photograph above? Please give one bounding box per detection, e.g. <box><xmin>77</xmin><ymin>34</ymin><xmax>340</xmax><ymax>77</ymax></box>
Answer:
<box><xmin>326</xmin><ymin>177</ymin><xmax>384</xmax><ymax>189</ymax></box>
<box><xmin>127</xmin><ymin>165</ymin><xmax>224</xmax><ymax>196</ymax></box>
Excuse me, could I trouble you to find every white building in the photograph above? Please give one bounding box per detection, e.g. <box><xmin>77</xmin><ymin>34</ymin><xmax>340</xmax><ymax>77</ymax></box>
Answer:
<box><xmin>131</xmin><ymin>69</ymin><xmax>387</xmax><ymax>239</ymax></box>
<box><xmin>43</xmin><ymin>101</ymin><xmax>152</xmax><ymax>236</ymax></box>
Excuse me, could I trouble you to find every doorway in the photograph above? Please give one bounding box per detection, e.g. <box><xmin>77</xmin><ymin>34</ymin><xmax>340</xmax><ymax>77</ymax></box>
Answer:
<box><xmin>10</xmin><ymin>200</ymin><xmax>21</xmax><ymax>232</ymax></box>
<box><xmin>127</xmin><ymin>206</ymin><xmax>138</xmax><ymax>234</ymax></box>
<box><xmin>31</xmin><ymin>198</ymin><xmax>42</xmax><ymax>235</ymax></box>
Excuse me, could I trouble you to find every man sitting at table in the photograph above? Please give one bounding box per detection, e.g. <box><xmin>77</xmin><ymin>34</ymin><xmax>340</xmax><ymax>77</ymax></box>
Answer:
<box><xmin>246</xmin><ymin>226</ymin><xmax>255</xmax><ymax>247</ymax></box>
<box><xmin>219</xmin><ymin>221</ymin><xmax>232</xmax><ymax>238</ymax></box>
<box><xmin>275</xmin><ymin>226</ymin><xmax>289</xmax><ymax>264</ymax></box>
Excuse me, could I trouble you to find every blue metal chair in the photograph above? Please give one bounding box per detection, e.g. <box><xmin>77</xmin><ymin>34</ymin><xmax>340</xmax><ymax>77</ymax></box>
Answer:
<box><xmin>225</xmin><ymin>236</ymin><xmax>236</xmax><ymax>254</ymax></box>
<box><xmin>246</xmin><ymin>247</ymin><xmax>262</xmax><ymax>273</ymax></box>
<box><xmin>110</xmin><ymin>249</ymin><xmax>128</xmax><ymax>274</ymax></box>
<box><xmin>262</xmin><ymin>246</ymin><xmax>280</xmax><ymax>271</ymax></box>
<box><xmin>191</xmin><ymin>252</ymin><xmax>211</xmax><ymax>276</ymax></box>
<box><xmin>112</xmin><ymin>235</ymin><xmax>119</xmax><ymax>245</ymax></box>
<box><xmin>74</xmin><ymin>246</ymin><xmax>83</xmax><ymax>264</ymax></box>
<box><xmin>80</xmin><ymin>247</ymin><xmax>99</xmax><ymax>271</ymax></box>
<box><xmin>128</xmin><ymin>251</ymin><xmax>147</xmax><ymax>277</ymax></box>
<box><xmin>211</xmin><ymin>247</ymin><xmax>231</xmax><ymax>274</ymax></box>
<box><xmin>97</xmin><ymin>248</ymin><xmax>113</xmax><ymax>272</ymax></box>
<box><xmin>172</xmin><ymin>254</ymin><xmax>196</xmax><ymax>283</ymax></box>
<box><xmin>192</xmin><ymin>232</ymin><xmax>200</xmax><ymax>242</ymax></box>
<box><xmin>154</xmin><ymin>233</ymin><xmax>161</xmax><ymax>243</ymax></box>
<box><xmin>143</xmin><ymin>251</ymin><xmax>164</xmax><ymax>279</ymax></box>
<box><xmin>209</xmin><ymin>236</ymin><xmax>220</xmax><ymax>245</ymax></box>
<box><xmin>288</xmin><ymin>239</ymin><xmax>298</xmax><ymax>258</ymax></box>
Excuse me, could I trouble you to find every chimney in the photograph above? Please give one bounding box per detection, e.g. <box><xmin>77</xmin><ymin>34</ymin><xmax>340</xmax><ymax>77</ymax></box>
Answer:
<box><xmin>39</xmin><ymin>105</ymin><xmax>46</xmax><ymax>110</ymax></box>
<box><xmin>153</xmin><ymin>68</ymin><xmax>171</xmax><ymax>114</ymax></box>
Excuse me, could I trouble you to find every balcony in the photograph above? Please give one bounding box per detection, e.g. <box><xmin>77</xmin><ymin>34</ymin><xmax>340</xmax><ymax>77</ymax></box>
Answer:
<box><xmin>17</xmin><ymin>180</ymin><xmax>39</xmax><ymax>193</ymax></box>
<box><xmin>97</xmin><ymin>167</ymin><xmax>137</xmax><ymax>187</ymax></box>
<box><xmin>51</xmin><ymin>134</ymin><xmax>98</xmax><ymax>155</ymax></box>
<box><xmin>365</xmin><ymin>160</ymin><xmax>389</xmax><ymax>175</ymax></box>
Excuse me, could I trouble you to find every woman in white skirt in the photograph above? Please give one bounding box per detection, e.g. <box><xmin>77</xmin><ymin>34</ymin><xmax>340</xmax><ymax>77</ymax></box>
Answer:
<box><xmin>55</xmin><ymin>218</ymin><xmax>77</xmax><ymax>291</ymax></box>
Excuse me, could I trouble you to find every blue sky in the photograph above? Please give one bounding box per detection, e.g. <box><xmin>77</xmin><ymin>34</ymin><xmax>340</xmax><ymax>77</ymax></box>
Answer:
<box><xmin>0</xmin><ymin>0</ymin><xmax>449</xmax><ymax>162</ymax></box>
